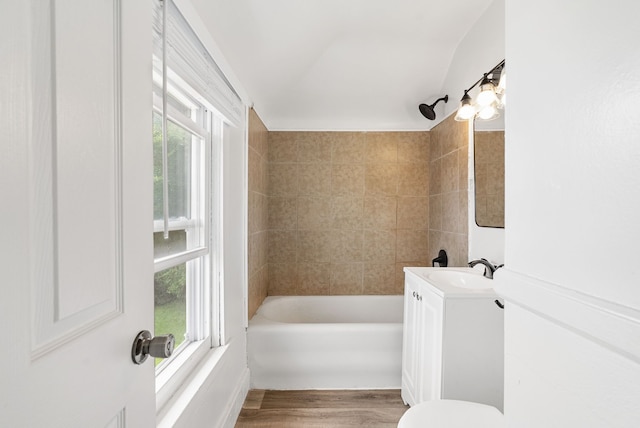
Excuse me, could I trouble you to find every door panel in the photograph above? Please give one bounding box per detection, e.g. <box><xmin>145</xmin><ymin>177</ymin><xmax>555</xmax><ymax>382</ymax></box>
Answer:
<box><xmin>31</xmin><ymin>0</ymin><xmax>124</xmax><ymax>355</ymax></box>
<box><xmin>0</xmin><ymin>1</ymin><xmax>155</xmax><ymax>426</ymax></box>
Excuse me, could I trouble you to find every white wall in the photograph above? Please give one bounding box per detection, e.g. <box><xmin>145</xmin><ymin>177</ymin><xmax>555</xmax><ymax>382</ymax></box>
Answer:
<box><xmin>497</xmin><ymin>0</ymin><xmax>640</xmax><ymax>426</ymax></box>
<box><xmin>439</xmin><ymin>0</ymin><xmax>506</xmax><ymax>264</ymax></box>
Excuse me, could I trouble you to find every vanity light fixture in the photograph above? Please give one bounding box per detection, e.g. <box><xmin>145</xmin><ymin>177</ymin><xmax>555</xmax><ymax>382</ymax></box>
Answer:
<box><xmin>454</xmin><ymin>59</ymin><xmax>505</xmax><ymax>122</ymax></box>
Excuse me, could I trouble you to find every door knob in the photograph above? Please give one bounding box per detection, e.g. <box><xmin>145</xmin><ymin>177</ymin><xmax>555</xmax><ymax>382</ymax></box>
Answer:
<box><xmin>131</xmin><ymin>330</ymin><xmax>175</xmax><ymax>365</ymax></box>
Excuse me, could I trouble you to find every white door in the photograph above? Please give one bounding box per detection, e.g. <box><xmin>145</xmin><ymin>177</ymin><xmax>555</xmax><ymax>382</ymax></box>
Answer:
<box><xmin>0</xmin><ymin>1</ymin><xmax>156</xmax><ymax>427</ymax></box>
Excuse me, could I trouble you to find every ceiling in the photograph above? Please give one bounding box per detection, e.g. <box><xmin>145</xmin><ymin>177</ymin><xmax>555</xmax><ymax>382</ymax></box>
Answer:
<box><xmin>189</xmin><ymin>0</ymin><xmax>494</xmax><ymax>130</ymax></box>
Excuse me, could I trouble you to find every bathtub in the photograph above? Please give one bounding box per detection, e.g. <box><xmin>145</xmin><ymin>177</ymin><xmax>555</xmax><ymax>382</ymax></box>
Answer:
<box><xmin>248</xmin><ymin>295</ymin><xmax>404</xmax><ymax>389</ymax></box>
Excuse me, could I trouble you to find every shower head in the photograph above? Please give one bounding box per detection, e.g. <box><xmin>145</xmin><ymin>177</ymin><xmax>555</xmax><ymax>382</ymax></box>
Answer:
<box><xmin>419</xmin><ymin>95</ymin><xmax>449</xmax><ymax>120</ymax></box>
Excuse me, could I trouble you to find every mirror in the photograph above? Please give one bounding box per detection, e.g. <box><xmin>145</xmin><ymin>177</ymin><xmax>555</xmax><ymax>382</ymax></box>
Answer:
<box><xmin>473</xmin><ymin>113</ymin><xmax>505</xmax><ymax>228</ymax></box>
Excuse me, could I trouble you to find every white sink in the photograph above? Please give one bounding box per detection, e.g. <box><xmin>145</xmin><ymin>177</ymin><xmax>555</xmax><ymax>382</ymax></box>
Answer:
<box><xmin>425</xmin><ymin>269</ymin><xmax>494</xmax><ymax>290</ymax></box>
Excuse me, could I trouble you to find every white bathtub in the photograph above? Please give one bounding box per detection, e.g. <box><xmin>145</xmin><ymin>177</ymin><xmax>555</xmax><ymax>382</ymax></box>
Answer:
<box><xmin>248</xmin><ymin>295</ymin><xmax>404</xmax><ymax>389</ymax></box>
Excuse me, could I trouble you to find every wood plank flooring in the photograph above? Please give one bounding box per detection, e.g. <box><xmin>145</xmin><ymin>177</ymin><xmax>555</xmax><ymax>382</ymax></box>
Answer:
<box><xmin>235</xmin><ymin>389</ymin><xmax>409</xmax><ymax>427</ymax></box>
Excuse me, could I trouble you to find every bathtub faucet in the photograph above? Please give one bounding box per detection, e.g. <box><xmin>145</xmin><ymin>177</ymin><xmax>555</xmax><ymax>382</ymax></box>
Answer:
<box><xmin>432</xmin><ymin>249</ymin><xmax>448</xmax><ymax>267</ymax></box>
<box><xmin>468</xmin><ymin>258</ymin><xmax>503</xmax><ymax>279</ymax></box>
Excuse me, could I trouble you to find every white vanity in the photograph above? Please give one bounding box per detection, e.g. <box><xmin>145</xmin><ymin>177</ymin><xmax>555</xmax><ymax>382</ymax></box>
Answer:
<box><xmin>401</xmin><ymin>267</ymin><xmax>504</xmax><ymax>411</ymax></box>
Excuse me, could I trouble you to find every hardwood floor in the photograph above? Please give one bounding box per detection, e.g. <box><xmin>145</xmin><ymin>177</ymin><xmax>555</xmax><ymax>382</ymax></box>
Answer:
<box><xmin>235</xmin><ymin>389</ymin><xmax>409</xmax><ymax>427</ymax></box>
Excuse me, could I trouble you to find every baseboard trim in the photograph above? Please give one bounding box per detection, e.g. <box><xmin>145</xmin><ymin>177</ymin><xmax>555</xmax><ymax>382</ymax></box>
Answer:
<box><xmin>221</xmin><ymin>367</ymin><xmax>250</xmax><ymax>428</ymax></box>
<box><xmin>494</xmin><ymin>269</ymin><xmax>640</xmax><ymax>364</ymax></box>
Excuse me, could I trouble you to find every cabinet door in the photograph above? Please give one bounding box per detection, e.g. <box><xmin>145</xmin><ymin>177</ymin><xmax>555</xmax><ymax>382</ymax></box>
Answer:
<box><xmin>401</xmin><ymin>273</ymin><xmax>422</xmax><ymax>406</ymax></box>
<box><xmin>417</xmin><ymin>287</ymin><xmax>444</xmax><ymax>403</ymax></box>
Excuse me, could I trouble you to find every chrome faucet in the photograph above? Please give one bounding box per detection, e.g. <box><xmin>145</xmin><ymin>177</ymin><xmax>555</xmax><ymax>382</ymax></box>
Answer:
<box><xmin>468</xmin><ymin>258</ymin><xmax>503</xmax><ymax>279</ymax></box>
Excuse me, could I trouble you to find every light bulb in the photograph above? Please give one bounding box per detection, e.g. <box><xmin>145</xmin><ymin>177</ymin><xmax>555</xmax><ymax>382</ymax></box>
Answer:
<box><xmin>477</xmin><ymin>104</ymin><xmax>499</xmax><ymax>121</ymax></box>
<box><xmin>476</xmin><ymin>82</ymin><xmax>498</xmax><ymax>107</ymax></box>
<box><xmin>454</xmin><ymin>93</ymin><xmax>475</xmax><ymax>121</ymax></box>
<box><xmin>455</xmin><ymin>104</ymin><xmax>475</xmax><ymax>121</ymax></box>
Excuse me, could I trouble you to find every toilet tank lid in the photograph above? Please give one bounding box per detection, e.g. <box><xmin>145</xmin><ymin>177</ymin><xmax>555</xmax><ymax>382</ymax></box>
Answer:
<box><xmin>398</xmin><ymin>400</ymin><xmax>504</xmax><ymax>428</ymax></box>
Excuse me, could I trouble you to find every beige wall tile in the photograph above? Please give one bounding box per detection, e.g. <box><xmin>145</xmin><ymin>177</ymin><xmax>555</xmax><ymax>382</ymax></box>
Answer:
<box><xmin>396</xmin><ymin>229</ymin><xmax>429</xmax><ymax>263</ymax></box>
<box><xmin>330</xmin><ymin>263</ymin><xmax>363</xmax><ymax>295</ymax></box>
<box><xmin>428</xmin><ymin>230</ymin><xmax>443</xmax><ymax>265</ymax></box>
<box><xmin>397</xmin><ymin>132</ymin><xmax>430</xmax><ymax>163</ymax></box>
<box><xmin>258</xmin><ymin>230</ymin><xmax>268</xmax><ymax>268</ymax></box>
<box><xmin>297</xmin><ymin>197</ymin><xmax>332</xmax><ymax>230</ymax></box>
<box><xmin>261</xmin><ymin>156</ymin><xmax>269</xmax><ymax>195</ymax></box>
<box><xmin>269</xmin><ymin>132</ymin><xmax>298</xmax><ymax>162</ymax></box>
<box><xmin>459</xmin><ymin>191</ymin><xmax>469</xmax><ymax>235</ymax></box>
<box><xmin>297</xmin><ymin>230</ymin><xmax>332</xmax><ymax>262</ymax></box>
<box><xmin>363</xmin><ymin>263</ymin><xmax>396</xmax><ymax>294</ymax></box>
<box><xmin>430</xmin><ymin>129</ymin><xmax>442</xmax><ymax>161</ymax></box>
<box><xmin>269</xmin><ymin>263</ymin><xmax>298</xmax><ymax>295</ymax></box>
<box><xmin>249</xmin><ymin>108</ymin><xmax>268</xmax><ymax>157</ymax></box>
<box><xmin>331</xmin><ymin>133</ymin><xmax>365</xmax><ymax>163</ymax></box>
<box><xmin>298</xmin><ymin>163</ymin><xmax>332</xmax><ymax>196</ymax></box>
<box><xmin>248</xmin><ymin>191</ymin><xmax>258</xmax><ymax>234</ymax></box>
<box><xmin>429</xmin><ymin>194</ymin><xmax>442</xmax><ymax>231</ymax></box>
<box><xmin>397</xmin><ymin>197</ymin><xmax>429</xmax><ymax>230</ymax></box>
<box><xmin>398</xmin><ymin>163</ymin><xmax>429</xmax><ymax>196</ymax></box>
<box><xmin>248</xmin><ymin>230</ymin><xmax>269</xmax><ymax>275</ymax></box>
<box><xmin>259</xmin><ymin>265</ymin><xmax>269</xmax><ymax>299</ymax></box>
<box><xmin>363</xmin><ymin>197</ymin><xmax>397</xmax><ymax>229</ymax></box>
<box><xmin>330</xmin><ymin>229</ymin><xmax>364</xmax><ymax>262</ymax></box>
<box><xmin>248</xmin><ymin>232</ymin><xmax>259</xmax><ymax>276</ymax></box>
<box><xmin>268</xmin><ymin>197</ymin><xmax>297</xmax><ymax>230</ymax></box>
<box><xmin>248</xmin><ymin>109</ymin><xmax>269</xmax><ymax>317</ymax></box>
<box><xmin>454</xmin><ymin>233</ymin><xmax>469</xmax><ymax>267</ymax></box>
<box><xmin>268</xmin><ymin>230</ymin><xmax>297</xmax><ymax>263</ymax></box>
<box><xmin>298</xmin><ymin>262</ymin><xmax>331</xmax><ymax>295</ymax></box>
<box><xmin>365</xmin><ymin>163</ymin><xmax>398</xmax><ymax>196</ymax></box>
<box><xmin>248</xmin><ymin>147</ymin><xmax>262</xmax><ymax>193</ymax></box>
<box><xmin>458</xmin><ymin>145</ymin><xmax>468</xmax><ymax>191</ymax></box>
<box><xmin>441</xmin><ymin>191</ymin><xmax>461</xmax><ymax>233</ymax></box>
<box><xmin>440</xmin><ymin>152</ymin><xmax>459</xmax><ymax>194</ymax></box>
<box><xmin>430</xmin><ymin>158</ymin><xmax>442</xmax><ymax>195</ymax></box>
<box><xmin>439</xmin><ymin>115</ymin><xmax>467</xmax><ymax>156</ymax></box>
<box><xmin>248</xmin><ymin>273</ymin><xmax>260</xmax><ymax>318</ymax></box>
<box><xmin>363</xmin><ymin>229</ymin><xmax>396</xmax><ymax>262</ymax></box>
<box><xmin>331</xmin><ymin>164</ymin><xmax>364</xmax><ymax>196</ymax></box>
<box><xmin>269</xmin><ymin>163</ymin><xmax>298</xmax><ymax>196</ymax></box>
<box><xmin>297</xmin><ymin>133</ymin><xmax>332</xmax><ymax>162</ymax></box>
<box><xmin>366</xmin><ymin>133</ymin><xmax>398</xmax><ymax>163</ymax></box>
<box><xmin>331</xmin><ymin>197</ymin><xmax>364</xmax><ymax>230</ymax></box>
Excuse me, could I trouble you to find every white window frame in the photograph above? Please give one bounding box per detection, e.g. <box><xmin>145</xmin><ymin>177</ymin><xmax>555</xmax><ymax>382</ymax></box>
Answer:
<box><xmin>152</xmin><ymin>68</ymin><xmax>225</xmax><ymax>411</ymax></box>
<box><xmin>151</xmin><ymin>0</ymin><xmax>243</xmax><ymax>414</ymax></box>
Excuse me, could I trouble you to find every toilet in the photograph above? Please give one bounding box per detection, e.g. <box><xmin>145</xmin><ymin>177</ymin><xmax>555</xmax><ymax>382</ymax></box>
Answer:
<box><xmin>398</xmin><ymin>400</ymin><xmax>504</xmax><ymax>428</ymax></box>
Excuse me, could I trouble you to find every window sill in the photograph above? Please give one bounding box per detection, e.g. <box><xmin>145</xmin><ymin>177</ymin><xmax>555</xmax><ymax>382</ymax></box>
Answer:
<box><xmin>156</xmin><ymin>343</ymin><xmax>228</xmax><ymax>425</ymax></box>
<box><xmin>156</xmin><ymin>338</ymin><xmax>217</xmax><ymax>412</ymax></box>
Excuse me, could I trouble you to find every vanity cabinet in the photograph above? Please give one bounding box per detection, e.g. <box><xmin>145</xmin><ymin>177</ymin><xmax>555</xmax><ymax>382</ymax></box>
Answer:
<box><xmin>401</xmin><ymin>268</ymin><xmax>504</xmax><ymax>411</ymax></box>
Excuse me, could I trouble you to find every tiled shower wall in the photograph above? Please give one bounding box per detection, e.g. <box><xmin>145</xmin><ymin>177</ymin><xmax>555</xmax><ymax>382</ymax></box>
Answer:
<box><xmin>267</xmin><ymin>131</ymin><xmax>431</xmax><ymax>296</ymax></box>
<box><xmin>248</xmin><ymin>110</ymin><xmax>470</xmax><ymax>313</ymax></box>
<box><xmin>429</xmin><ymin>113</ymin><xmax>469</xmax><ymax>266</ymax></box>
<box><xmin>248</xmin><ymin>109</ymin><xmax>269</xmax><ymax>318</ymax></box>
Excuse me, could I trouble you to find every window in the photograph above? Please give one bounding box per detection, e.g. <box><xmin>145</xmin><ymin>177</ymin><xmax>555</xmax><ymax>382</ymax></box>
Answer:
<box><xmin>151</xmin><ymin>0</ymin><xmax>242</xmax><ymax>407</ymax></box>
<box><xmin>152</xmin><ymin>90</ymin><xmax>214</xmax><ymax>368</ymax></box>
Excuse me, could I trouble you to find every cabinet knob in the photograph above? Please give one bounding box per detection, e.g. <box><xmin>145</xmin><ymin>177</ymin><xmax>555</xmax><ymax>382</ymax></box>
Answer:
<box><xmin>412</xmin><ymin>291</ymin><xmax>416</xmax><ymax>298</ymax></box>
